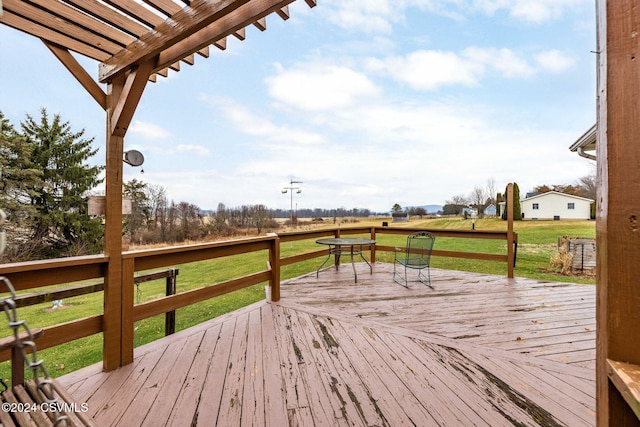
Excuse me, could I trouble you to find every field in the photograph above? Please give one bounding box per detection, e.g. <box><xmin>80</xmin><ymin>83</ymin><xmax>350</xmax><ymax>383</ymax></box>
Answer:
<box><xmin>0</xmin><ymin>217</ymin><xmax>595</xmax><ymax>380</ymax></box>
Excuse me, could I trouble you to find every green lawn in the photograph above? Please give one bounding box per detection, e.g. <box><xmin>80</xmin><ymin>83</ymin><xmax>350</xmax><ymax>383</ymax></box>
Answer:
<box><xmin>1</xmin><ymin>217</ymin><xmax>595</xmax><ymax>380</ymax></box>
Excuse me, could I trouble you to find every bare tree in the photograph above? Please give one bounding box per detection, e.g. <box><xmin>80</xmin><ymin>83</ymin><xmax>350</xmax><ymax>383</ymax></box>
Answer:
<box><xmin>469</xmin><ymin>186</ymin><xmax>486</xmax><ymax>217</ymax></box>
<box><xmin>449</xmin><ymin>194</ymin><xmax>469</xmax><ymax>206</ymax></box>
<box><xmin>250</xmin><ymin>204</ymin><xmax>272</xmax><ymax>233</ymax></box>
<box><xmin>486</xmin><ymin>177</ymin><xmax>497</xmax><ymax>205</ymax></box>
<box><xmin>145</xmin><ymin>183</ymin><xmax>166</xmax><ymax>228</ymax></box>
<box><xmin>578</xmin><ymin>172</ymin><xmax>597</xmax><ymax>200</ymax></box>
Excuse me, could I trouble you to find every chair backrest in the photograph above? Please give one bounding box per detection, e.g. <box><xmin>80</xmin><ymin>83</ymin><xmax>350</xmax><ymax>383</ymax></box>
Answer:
<box><xmin>405</xmin><ymin>231</ymin><xmax>435</xmax><ymax>261</ymax></box>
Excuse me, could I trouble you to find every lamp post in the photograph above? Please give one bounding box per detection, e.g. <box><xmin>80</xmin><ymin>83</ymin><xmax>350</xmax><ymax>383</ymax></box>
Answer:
<box><xmin>281</xmin><ymin>179</ymin><xmax>302</xmax><ymax>228</ymax></box>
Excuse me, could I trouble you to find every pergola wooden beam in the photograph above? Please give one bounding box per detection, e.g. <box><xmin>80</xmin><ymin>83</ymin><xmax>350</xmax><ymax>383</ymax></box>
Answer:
<box><xmin>155</xmin><ymin>0</ymin><xmax>305</xmax><ymax>77</ymax></box>
<box><xmin>99</xmin><ymin>0</ymin><xmax>251</xmax><ymax>82</ymax></box>
<box><xmin>63</xmin><ymin>0</ymin><xmax>151</xmax><ymax>38</ymax></box>
<box><xmin>0</xmin><ymin>11</ymin><xmax>111</xmax><ymax>61</ymax></box>
<box><xmin>13</xmin><ymin>0</ymin><xmax>135</xmax><ymax>46</ymax></box>
<box><xmin>3</xmin><ymin>0</ymin><xmax>123</xmax><ymax>53</ymax></box>
<box><xmin>43</xmin><ymin>41</ymin><xmax>107</xmax><ymax>110</ymax></box>
<box><xmin>110</xmin><ymin>59</ymin><xmax>155</xmax><ymax>137</ymax></box>
<box><xmin>104</xmin><ymin>0</ymin><xmax>166</xmax><ymax>28</ymax></box>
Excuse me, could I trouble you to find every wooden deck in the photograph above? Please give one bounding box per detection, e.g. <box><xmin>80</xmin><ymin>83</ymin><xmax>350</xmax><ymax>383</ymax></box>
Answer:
<box><xmin>58</xmin><ymin>263</ymin><xmax>596</xmax><ymax>426</ymax></box>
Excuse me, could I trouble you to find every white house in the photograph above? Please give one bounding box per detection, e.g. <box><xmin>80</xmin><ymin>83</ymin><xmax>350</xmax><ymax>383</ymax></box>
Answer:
<box><xmin>521</xmin><ymin>191</ymin><xmax>593</xmax><ymax>220</ymax></box>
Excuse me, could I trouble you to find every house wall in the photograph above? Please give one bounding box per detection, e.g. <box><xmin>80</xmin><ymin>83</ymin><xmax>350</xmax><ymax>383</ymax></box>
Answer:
<box><xmin>521</xmin><ymin>193</ymin><xmax>592</xmax><ymax>220</ymax></box>
<box><xmin>484</xmin><ymin>204</ymin><xmax>497</xmax><ymax>216</ymax></box>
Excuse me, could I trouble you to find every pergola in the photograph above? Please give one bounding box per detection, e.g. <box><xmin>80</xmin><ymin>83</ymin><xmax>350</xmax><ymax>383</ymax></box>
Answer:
<box><xmin>1</xmin><ymin>1</ymin><xmax>639</xmax><ymax>425</ymax></box>
<box><xmin>0</xmin><ymin>0</ymin><xmax>316</xmax><ymax>369</ymax></box>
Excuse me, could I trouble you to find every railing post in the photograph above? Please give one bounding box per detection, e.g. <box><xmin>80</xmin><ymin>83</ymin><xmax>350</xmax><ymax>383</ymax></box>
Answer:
<box><xmin>370</xmin><ymin>226</ymin><xmax>376</xmax><ymax>263</ymax></box>
<box><xmin>165</xmin><ymin>268</ymin><xmax>178</xmax><ymax>336</ymax></box>
<box><xmin>507</xmin><ymin>183</ymin><xmax>515</xmax><ymax>279</ymax></box>
<box><xmin>121</xmin><ymin>257</ymin><xmax>135</xmax><ymax>366</ymax></box>
<box><xmin>269</xmin><ymin>234</ymin><xmax>280</xmax><ymax>302</ymax></box>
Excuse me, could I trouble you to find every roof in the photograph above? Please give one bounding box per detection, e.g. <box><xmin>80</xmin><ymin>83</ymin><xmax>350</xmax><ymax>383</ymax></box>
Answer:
<box><xmin>521</xmin><ymin>191</ymin><xmax>594</xmax><ymax>203</ymax></box>
<box><xmin>569</xmin><ymin>124</ymin><xmax>596</xmax><ymax>160</ymax></box>
<box><xmin>0</xmin><ymin>0</ymin><xmax>316</xmax><ymax>85</ymax></box>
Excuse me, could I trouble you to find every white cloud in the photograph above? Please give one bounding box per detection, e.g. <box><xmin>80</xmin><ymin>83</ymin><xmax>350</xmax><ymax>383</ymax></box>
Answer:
<box><xmin>319</xmin><ymin>0</ymin><xmax>590</xmax><ymax>35</ymax></box>
<box><xmin>464</xmin><ymin>47</ymin><xmax>536</xmax><ymax>78</ymax></box>
<box><xmin>265</xmin><ymin>62</ymin><xmax>380</xmax><ymax>111</ymax></box>
<box><xmin>534</xmin><ymin>50</ymin><xmax>576</xmax><ymax>73</ymax></box>
<box><xmin>129</xmin><ymin>120</ymin><xmax>171</xmax><ymax>139</ymax></box>
<box><xmin>366</xmin><ymin>50</ymin><xmax>482</xmax><ymax>90</ymax></box>
<box><xmin>204</xmin><ymin>95</ymin><xmax>326</xmax><ymax>146</ymax></box>
<box><xmin>175</xmin><ymin>144</ymin><xmax>210</xmax><ymax>157</ymax></box>
<box><xmin>320</xmin><ymin>0</ymin><xmax>403</xmax><ymax>33</ymax></box>
<box><xmin>366</xmin><ymin>47</ymin><xmax>540</xmax><ymax>90</ymax></box>
<box><xmin>507</xmin><ymin>0</ymin><xmax>589</xmax><ymax>23</ymax></box>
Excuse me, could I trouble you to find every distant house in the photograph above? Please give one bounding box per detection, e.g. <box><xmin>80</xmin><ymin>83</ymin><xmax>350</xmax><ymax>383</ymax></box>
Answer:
<box><xmin>521</xmin><ymin>191</ymin><xmax>593</xmax><ymax>220</ymax></box>
<box><xmin>391</xmin><ymin>212</ymin><xmax>410</xmax><ymax>222</ymax></box>
<box><xmin>483</xmin><ymin>204</ymin><xmax>497</xmax><ymax>216</ymax></box>
<box><xmin>461</xmin><ymin>207</ymin><xmax>478</xmax><ymax>217</ymax></box>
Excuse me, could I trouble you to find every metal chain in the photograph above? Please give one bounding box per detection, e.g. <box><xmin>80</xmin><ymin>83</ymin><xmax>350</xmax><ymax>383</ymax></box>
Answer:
<box><xmin>1</xmin><ymin>276</ymin><xmax>70</xmax><ymax>426</ymax></box>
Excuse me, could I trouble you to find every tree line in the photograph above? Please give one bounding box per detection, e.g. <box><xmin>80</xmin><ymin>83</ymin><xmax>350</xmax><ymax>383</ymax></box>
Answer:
<box><xmin>122</xmin><ymin>179</ymin><xmax>279</xmax><ymax>246</ymax></box>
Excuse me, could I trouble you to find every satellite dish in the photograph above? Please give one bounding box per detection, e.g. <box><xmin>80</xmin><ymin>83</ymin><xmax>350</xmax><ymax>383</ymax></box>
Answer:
<box><xmin>124</xmin><ymin>150</ymin><xmax>144</xmax><ymax>167</ymax></box>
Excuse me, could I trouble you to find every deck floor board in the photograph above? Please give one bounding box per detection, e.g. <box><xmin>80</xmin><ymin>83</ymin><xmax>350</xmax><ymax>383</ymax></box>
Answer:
<box><xmin>58</xmin><ymin>264</ymin><xmax>596</xmax><ymax>426</ymax></box>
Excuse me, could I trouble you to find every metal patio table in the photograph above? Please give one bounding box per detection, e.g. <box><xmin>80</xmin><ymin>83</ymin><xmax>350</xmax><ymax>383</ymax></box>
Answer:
<box><xmin>315</xmin><ymin>237</ymin><xmax>375</xmax><ymax>283</ymax></box>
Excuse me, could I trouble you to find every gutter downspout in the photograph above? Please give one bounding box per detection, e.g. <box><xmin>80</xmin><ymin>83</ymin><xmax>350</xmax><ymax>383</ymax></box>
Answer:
<box><xmin>577</xmin><ymin>147</ymin><xmax>597</xmax><ymax>161</ymax></box>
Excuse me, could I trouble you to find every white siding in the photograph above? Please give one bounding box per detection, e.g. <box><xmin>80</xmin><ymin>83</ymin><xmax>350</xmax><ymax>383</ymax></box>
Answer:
<box><xmin>521</xmin><ymin>192</ymin><xmax>592</xmax><ymax>220</ymax></box>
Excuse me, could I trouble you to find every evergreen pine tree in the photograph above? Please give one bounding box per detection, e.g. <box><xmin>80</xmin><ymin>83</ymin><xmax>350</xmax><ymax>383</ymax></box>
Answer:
<box><xmin>512</xmin><ymin>182</ymin><xmax>522</xmax><ymax>220</ymax></box>
<box><xmin>20</xmin><ymin>108</ymin><xmax>105</xmax><ymax>257</ymax></box>
<box><xmin>0</xmin><ymin>111</ymin><xmax>42</xmax><ymax>229</ymax></box>
<box><xmin>501</xmin><ymin>183</ymin><xmax>522</xmax><ymax>220</ymax></box>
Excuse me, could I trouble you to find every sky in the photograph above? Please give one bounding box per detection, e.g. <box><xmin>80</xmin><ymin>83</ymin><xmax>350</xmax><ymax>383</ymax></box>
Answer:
<box><xmin>0</xmin><ymin>0</ymin><xmax>597</xmax><ymax>214</ymax></box>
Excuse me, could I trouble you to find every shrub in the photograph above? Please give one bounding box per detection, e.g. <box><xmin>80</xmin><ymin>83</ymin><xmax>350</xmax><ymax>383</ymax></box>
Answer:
<box><xmin>550</xmin><ymin>245</ymin><xmax>574</xmax><ymax>275</ymax></box>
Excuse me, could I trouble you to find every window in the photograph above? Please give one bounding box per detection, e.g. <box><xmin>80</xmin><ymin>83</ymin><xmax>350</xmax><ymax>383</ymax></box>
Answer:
<box><xmin>532</xmin><ymin>203</ymin><xmax>539</xmax><ymax>210</ymax></box>
<box><xmin>568</xmin><ymin>203</ymin><xmax>575</xmax><ymax>210</ymax></box>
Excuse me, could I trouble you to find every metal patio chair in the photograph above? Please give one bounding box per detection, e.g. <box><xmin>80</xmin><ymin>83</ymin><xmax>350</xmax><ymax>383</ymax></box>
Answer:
<box><xmin>393</xmin><ymin>231</ymin><xmax>435</xmax><ymax>288</ymax></box>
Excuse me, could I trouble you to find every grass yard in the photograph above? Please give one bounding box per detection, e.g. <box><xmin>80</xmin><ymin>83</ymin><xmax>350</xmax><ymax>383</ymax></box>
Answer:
<box><xmin>0</xmin><ymin>217</ymin><xmax>595</xmax><ymax>381</ymax></box>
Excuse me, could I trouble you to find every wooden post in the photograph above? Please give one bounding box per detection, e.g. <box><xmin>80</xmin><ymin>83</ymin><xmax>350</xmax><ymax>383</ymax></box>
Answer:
<box><xmin>596</xmin><ymin>1</ymin><xmax>640</xmax><ymax>425</ymax></box>
<box><xmin>165</xmin><ymin>269</ymin><xmax>177</xmax><ymax>335</ymax></box>
<box><xmin>506</xmin><ymin>183</ymin><xmax>515</xmax><ymax>279</ymax></box>
<box><xmin>370</xmin><ymin>226</ymin><xmax>376</xmax><ymax>263</ymax></box>
<box><xmin>102</xmin><ymin>60</ymin><xmax>153</xmax><ymax>370</ymax></box>
<box><xmin>11</xmin><ymin>347</ymin><xmax>25</xmax><ymax>387</ymax></box>
<box><xmin>121</xmin><ymin>257</ymin><xmax>135</xmax><ymax>365</ymax></box>
<box><xmin>103</xmin><ymin>75</ymin><xmax>125</xmax><ymax>371</ymax></box>
<box><xmin>269</xmin><ymin>235</ymin><xmax>280</xmax><ymax>302</ymax></box>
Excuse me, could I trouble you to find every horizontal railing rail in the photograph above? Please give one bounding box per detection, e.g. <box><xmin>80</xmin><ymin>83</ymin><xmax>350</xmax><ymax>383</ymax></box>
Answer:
<box><xmin>372</xmin><ymin>226</ymin><xmax>518</xmax><ymax>265</ymax></box>
<box><xmin>0</xmin><ymin>220</ymin><xmax>517</xmax><ymax>369</ymax></box>
<box><xmin>8</xmin><ymin>269</ymin><xmax>178</xmax><ymax>309</ymax></box>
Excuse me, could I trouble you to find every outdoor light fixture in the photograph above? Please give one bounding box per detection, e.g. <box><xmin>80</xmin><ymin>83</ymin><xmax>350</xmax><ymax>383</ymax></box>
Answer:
<box><xmin>282</xmin><ymin>179</ymin><xmax>303</xmax><ymax>228</ymax></box>
<box><xmin>123</xmin><ymin>150</ymin><xmax>145</xmax><ymax>167</ymax></box>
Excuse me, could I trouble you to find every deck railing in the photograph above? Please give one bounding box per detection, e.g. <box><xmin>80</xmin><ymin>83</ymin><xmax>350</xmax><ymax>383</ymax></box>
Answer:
<box><xmin>0</xmin><ymin>222</ymin><xmax>516</xmax><ymax>370</ymax></box>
